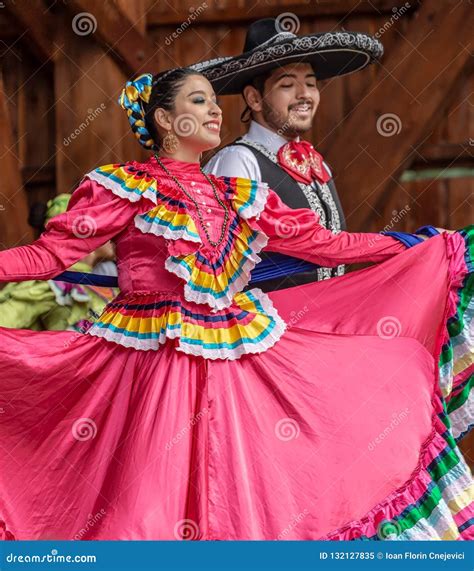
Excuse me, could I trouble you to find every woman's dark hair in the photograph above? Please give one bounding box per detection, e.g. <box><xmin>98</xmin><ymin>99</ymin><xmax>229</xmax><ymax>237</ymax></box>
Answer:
<box><xmin>143</xmin><ymin>67</ymin><xmax>202</xmax><ymax>148</ymax></box>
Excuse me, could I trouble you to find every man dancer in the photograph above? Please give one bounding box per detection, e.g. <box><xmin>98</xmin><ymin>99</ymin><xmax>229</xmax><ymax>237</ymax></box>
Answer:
<box><xmin>197</xmin><ymin>18</ymin><xmax>384</xmax><ymax>290</ymax></box>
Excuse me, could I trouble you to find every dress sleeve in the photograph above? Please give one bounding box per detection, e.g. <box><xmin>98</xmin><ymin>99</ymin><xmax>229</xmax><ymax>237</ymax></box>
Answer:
<box><xmin>251</xmin><ymin>186</ymin><xmax>407</xmax><ymax>266</ymax></box>
<box><xmin>0</xmin><ymin>176</ymin><xmax>143</xmax><ymax>282</ymax></box>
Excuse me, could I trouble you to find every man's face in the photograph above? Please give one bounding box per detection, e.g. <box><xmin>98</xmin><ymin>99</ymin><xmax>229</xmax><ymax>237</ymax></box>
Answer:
<box><xmin>245</xmin><ymin>63</ymin><xmax>320</xmax><ymax>138</ymax></box>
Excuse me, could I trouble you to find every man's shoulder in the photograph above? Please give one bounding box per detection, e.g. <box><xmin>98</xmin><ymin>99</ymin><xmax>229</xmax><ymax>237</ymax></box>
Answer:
<box><xmin>204</xmin><ymin>141</ymin><xmax>261</xmax><ymax>180</ymax></box>
<box><xmin>209</xmin><ymin>141</ymin><xmax>257</xmax><ymax>160</ymax></box>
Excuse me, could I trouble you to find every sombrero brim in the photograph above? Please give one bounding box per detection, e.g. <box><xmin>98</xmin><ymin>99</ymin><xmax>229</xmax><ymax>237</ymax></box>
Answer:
<box><xmin>190</xmin><ymin>31</ymin><xmax>383</xmax><ymax>95</ymax></box>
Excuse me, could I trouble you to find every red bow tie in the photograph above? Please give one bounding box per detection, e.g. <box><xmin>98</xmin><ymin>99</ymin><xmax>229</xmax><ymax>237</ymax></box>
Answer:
<box><xmin>277</xmin><ymin>140</ymin><xmax>331</xmax><ymax>185</ymax></box>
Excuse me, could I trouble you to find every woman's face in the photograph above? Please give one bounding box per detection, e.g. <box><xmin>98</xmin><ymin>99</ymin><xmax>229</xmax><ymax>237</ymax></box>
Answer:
<box><xmin>155</xmin><ymin>74</ymin><xmax>222</xmax><ymax>154</ymax></box>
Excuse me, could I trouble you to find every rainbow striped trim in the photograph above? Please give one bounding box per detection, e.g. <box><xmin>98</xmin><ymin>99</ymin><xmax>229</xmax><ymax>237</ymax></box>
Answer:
<box><xmin>439</xmin><ymin>226</ymin><xmax>474</xmax><ymax>441</ymax></box>
<box><xmin>163</xmin><ymin>178</ymin><xmax>271</xmax><ymax>310</ymax></box>
<box><xmin>222</xmin><ymin>176</ymin><xmax>269</xmax><ymax>219</ymax></box>
<box><xmin>86</xmin><ymin>288</ymin><xmax>287</xmax><ymax>360</ymax></box>
<box><xmin>85</xmin><ymin>163</ymin><xmax>201</xmax><ymax>243</ymax></box>
<box><xmin>165</xmin><ymin>215</ymin><xmax>269</xmax><ymax>311</ymax></box>
<box><xmin>86</xmin><ymin>165</ymin><xmax>272</xmax><ymax>311</ymax></box>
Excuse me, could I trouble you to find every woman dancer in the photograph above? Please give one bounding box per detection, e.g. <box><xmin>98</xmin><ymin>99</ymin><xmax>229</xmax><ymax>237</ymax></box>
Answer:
<box><xmin>0</xmin><ymin>68</ymin><xmax>472</xmax><ymax>541</ymax></box>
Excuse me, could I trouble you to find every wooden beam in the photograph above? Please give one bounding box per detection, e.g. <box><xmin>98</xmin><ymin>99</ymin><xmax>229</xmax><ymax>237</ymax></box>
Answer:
<box><xmin>0</xmin><ymin>72</ymin><xmax>34</xmax><ymax>248</ymax></box>
<box><xmin>64</xmin><ymin>0</ymin><xmax>161</xmax><ymax>76</ymax></box>
<box><xmin>3</xmin><ymin>0</ymin><xmax>57</xmax><ymax>62</ymax></box>
<box><xmin>324</xmin><ymin>0</ymin><xmax>474</xmax><ymax>231</ymax></box>
<box><xmin>413</xmin><ymin>142</ymin><xmax>474</xmax><ymax>167</ymax></box>
<box><xmin>148</xmin><ymin>0</ymin><xmax>412</xmax><ymax>27</ymax></box>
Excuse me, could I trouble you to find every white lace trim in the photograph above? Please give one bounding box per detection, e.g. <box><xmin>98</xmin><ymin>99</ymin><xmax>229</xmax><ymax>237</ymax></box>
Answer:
<box><xmin>134</xmin><ymin>212</ymin><xmax>202</xmax><ymax>243</ymax></box>
<box><xmin>84</xmin><ymin>170</ymin><xmax>157</xmax><ymax>205</ymax></box>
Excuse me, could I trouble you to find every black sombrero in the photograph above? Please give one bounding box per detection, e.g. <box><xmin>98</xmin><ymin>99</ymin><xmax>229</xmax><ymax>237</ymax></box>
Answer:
<box><xmin>190</xmin><ymin>18</ymin><xmax>383</xmax><ymax>95</ymax></box>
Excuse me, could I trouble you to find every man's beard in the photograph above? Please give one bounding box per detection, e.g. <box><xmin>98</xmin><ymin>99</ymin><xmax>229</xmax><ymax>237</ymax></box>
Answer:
<box><xmin>262</xmin><ymin>100</ymin><xmax>313</xmax><ymax>139</ymax></box>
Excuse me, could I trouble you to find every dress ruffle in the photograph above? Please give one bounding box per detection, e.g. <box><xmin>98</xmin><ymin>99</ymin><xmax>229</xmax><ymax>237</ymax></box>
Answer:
<box><xmin>85</xmin><ymin>163</ymin><xmax>201</xmax><ymax>242</ymax></box>
<box><xmin>164</xmin><ymin>215</ymin><xmax>269</xmax><ymax>311</ymax></box>
<box><xmin>439</xmin><ymin>226</ymin><xmax>474</xmax><ymax>441</ymax></box>
<box><xmin>82</xmin><ymin>164</ymin><xmax>285</xmax><ymax>359</ymax></box>
<box><xmin>323</xmin><ymin>395</ymin><xmax>473</xmax><ymax>541</ymax></box>
<box><xmin>163</xmin><ymin>177</ymin><xmax>272</xmax><ymax>310</ymax></box>
<box><xmin>86</xmin><ymin>288</ymin><xmax>286</xmax><ymax>360</ymax></box>
<box><xmin>321</xmin><ymin>228</ymin><xmax>474</xmax><ymax>541</ymax></box>
<box><xmin>222</xmin><ymin>176</ymin><xmax>269</xmax><ymax>220</ymax></box>
<box><xmin>84</xmin><ymin>164</ymin><xmax>272</xmax><ymax>312</ymax></box>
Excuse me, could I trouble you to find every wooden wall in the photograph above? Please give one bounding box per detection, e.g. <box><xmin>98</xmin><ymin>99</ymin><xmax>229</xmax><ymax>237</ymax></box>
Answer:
<box><xmin>0</xmin><ymin>0</ymin><xmax>472</xmax><ymax>244</ymax></box>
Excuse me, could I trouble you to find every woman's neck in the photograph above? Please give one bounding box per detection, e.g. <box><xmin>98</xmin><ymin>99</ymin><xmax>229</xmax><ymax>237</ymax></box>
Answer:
<box><xmin>157</xmin><ymin>149</ymin><xmax>201</xmax><ymax>164</ymax></box>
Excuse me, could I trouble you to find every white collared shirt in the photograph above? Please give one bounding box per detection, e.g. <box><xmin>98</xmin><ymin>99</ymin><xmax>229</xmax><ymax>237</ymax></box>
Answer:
<box><xmin>203</xmin><ymin>120</ymin><xmax>332</xmax><ymax>180</ymax></box>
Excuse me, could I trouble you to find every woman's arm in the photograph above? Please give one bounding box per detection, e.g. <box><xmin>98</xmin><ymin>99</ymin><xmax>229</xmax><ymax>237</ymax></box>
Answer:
<box><xmin>0</xmin><ymin>178</ymin><xmax>142</xmax><ymax>282</ymax></box>
<box><xmin>252</xmin><ymin>188</ymin><xmax>407</xmax><ymax>267</ymax></box>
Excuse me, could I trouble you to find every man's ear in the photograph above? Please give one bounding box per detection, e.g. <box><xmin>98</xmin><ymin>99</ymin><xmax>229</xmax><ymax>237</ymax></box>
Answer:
<box><xmin>153</xmin><ymin>107</ymin><xmax>173</xmax><ymax>132</ymax></box>
<box><xmin>242</xmin><ymin>85</ymin><xmax>263</xmax><ymax>113</ymax></box>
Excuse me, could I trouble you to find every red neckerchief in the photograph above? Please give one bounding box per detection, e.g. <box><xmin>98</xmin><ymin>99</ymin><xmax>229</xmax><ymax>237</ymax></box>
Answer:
<box><xmin>277</xmin><ymin>140</ymin><xmax>331</xmax><ymax>185</ymax></box>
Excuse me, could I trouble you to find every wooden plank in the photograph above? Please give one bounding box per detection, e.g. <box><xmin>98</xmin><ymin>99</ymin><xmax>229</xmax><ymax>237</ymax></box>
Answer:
<box><xmin>411</xmin><ymin>143</ymin><xmax>474</xmax><ymax>166</ymax></box>
<box><xmin>148</xmin><ymin>0</ymin><xmax>411</xmax><ymax>27</ymax></box>
<box><xmin>116</xmin><ymin>0</ymin><xmax>148</xmax><ymax>36</ymax></box>
<box><xmin>0</xmin><ymin>12</ymin><xmax>22</xmax><ymax>40</ymax></box>
<box><xmin>17</xmin><ymin>47</ymin><xmax>56</xmax><ymax>208</ymax></box>
<box><xmin>417</xmin><ymin>64</ymin><xmax>474</xmax><ymax>161</ymax></box>
<box><xmin>447</xmin><ymin>177</ymin><xmax>473</xmax><ymax>230</ymax></box>
<box><xmin>3</xmin><ymin>0</ymin><xmax>57</xmax><ymax>62</ymax></box>
<box><xmin>54</xmin><ymin>10</ymin><xmax>146</xmax><ymax>195</ymax></box>
<box><xmin>0</xmin><ymin>71</ymin><xmax>34</xmax><ymax>248</ymax></box>
<box><xmin>324</xmin><ymin>0</ymin><xmax>473</xmax><ymax>231</ymax></box>
<box><xmin>65</xmin><ymin>0</ymin><xmax>162</xmax><ymax>76</ymax></box>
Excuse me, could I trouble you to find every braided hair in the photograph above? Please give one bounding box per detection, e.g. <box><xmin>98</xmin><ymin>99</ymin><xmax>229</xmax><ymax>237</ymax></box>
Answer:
<box><xmin>118</xmin><ymin>68</ymin><xmax>201</xmax><ymax>151</ymax></box>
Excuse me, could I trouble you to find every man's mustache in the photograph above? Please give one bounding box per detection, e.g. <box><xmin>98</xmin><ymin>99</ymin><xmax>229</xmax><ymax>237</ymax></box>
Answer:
<box><xmin>288</xmin><ymin>100</ymin><xmax>314</xmax><ymax>110</ymax></box>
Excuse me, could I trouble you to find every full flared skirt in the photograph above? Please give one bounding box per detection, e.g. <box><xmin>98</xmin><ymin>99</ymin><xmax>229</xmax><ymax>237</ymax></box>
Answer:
<box><xmin>0</xmin><ymin>232</ymin><xmax>473</xmax><ymax>540</ymax></box>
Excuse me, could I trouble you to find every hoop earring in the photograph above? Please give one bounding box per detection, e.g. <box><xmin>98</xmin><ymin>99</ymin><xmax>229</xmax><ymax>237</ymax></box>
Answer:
<box><xmin>162</xmin><ymin>131</ymin><xmax>179</xmax><ymax>154</ymax></box>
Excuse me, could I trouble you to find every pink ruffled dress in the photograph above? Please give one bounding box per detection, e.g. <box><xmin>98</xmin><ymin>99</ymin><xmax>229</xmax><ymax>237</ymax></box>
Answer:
<box><xmin>0</xmin><ymin>155</ymin><xmax>472</xmax><ymax>541</ymax></box>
